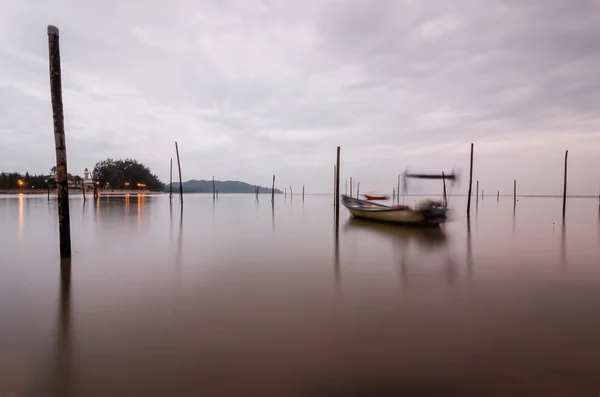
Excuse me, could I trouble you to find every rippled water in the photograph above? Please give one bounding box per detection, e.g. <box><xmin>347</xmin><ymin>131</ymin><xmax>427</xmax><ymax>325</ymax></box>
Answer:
<box><xmin>1</xmin><ymin>193</ymin><xmax>599</xmax><ymax>396</ymax></box>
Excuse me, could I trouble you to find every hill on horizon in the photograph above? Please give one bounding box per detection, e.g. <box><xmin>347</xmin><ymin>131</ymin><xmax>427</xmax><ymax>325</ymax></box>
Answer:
<box><xmin>165</xmin><ymin>179</ymin><xmax>283</xmax><ymax>194</ymax></box>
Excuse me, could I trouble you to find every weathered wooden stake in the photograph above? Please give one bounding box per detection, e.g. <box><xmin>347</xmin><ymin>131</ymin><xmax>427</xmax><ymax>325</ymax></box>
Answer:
<box><xmin>335</xmin><ymin>147</ymin><xmax>340</xmax><ymax>222</ymax></box>
<box><xmin>393</xmin><ymin>187</ymin><xmax>395</xmax><ymax>199</ymax></box>
<box><xmin>302</xmin><ymin>185</ymin><xmax>305</xmax><ymax>201</ymax></box>
<box><xmin>476</xmin><ymin>180</ymin><xmax>479</xmax><ymax>202</ymax></box>
<box><xmin>48</xmin><ymin>25</ymin><xmax>71</xmax><ymax>258</ymax></box>
<box><xmin>497</xmin><ymin>191</ymin><xmax>499</xmax><ymax>202</ymax></box>
<box><xmin>350</xmin><ymin>177</ymin><xmax>353</xmax><ymax>198</ymax></box>
<box><xmin>169</xmin><ymin>158</ymin><xmax>173</xmax><ymax>200</ymax></box>
<box><xmin>271</xmin><ymin>175</ymin><xmax>275</xmax><ymax>203</ymax></box>
<box><xmin>442</xmin><ymin>171</ymin><xmax>447</xmax><ymax>207</ymax></box>
<box><xmin>357</xmin><ymin>182</ymin><xmax>360</xmax><ymax>199</ymax></box>
<box><xmin>482</xmin><ymin>190</ymin><xmax>484</xmax><ymax>200</ymax></box>
<box><xmin>212</xmin><ymin>176</ymin><xmax>216</xmax><ymax>200</ymax></box>
<box><xmin>397</xmin><ymin>174</ymin><xmax>400</xmax><ymax>202</ymax></box>
<box><xmin>47</xmin><ymin>182</ymin><xmax>50</xmax><ymax>202</ymax></box>
<box><xmin>290</xmin><ymin>186</ymin><xmax>293</xmax><ymax>201</ymax></box>
<box><xmin>175</xmin><ymin>141</ymin><xmax>183</xmax><ymax>204</ymax></box>
<box><xmin>562</xmin><ymin>150</ymin><xmax>568</xmax><ymax>218</ymax></box>
<box><xmin>333</xmin><ymin>165</ymin><xmax>337</xmax><ymax>209</ymax></box>
<box><xmin>82</xmin><ymin>182</ymin><xmax>86</xmax><ymax>202</ymax></box>
<box><xmin>513</xmin><ymin>179</ymin><xmax>517</xmax><ymax>207</ymax></box>
<box><xmin>466</xmin><ymin>143</ymin><xmax>474</xmax><ymax>213</ymax></box>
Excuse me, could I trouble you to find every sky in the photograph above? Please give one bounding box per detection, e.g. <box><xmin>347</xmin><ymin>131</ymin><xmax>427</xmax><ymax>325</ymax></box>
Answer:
<box><xmin>1</xmin><ymin>0</ymin><xmax>600</xmax><ymax>195</ymax></box>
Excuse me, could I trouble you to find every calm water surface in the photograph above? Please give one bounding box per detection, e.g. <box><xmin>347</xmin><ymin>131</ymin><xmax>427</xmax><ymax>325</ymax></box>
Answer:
<box><xmin>1</xmin><ymin>193</ymin><xmax>599</xmax><ymax>396</ymax></box>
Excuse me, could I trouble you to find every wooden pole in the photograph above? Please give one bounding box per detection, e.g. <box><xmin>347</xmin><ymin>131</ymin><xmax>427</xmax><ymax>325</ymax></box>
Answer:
<box><xmin>302</xmin><ymin>185</ymin><xmax>305</xmax><ymax>201</ymax></box>
<box><xmin>290</xmin><ymin>186</ymin><xmax>293</xmax><ymax>201</ymax></box>
<box><xmin>357</xmin><ymin>182</ymin><xmax>360</xmax><ymax>199</ymax></box>
<box><xmin>513</xmin><ymin>179</ymin><xmax>516</xmax><ymax>207</ymax></box>
<box><xmin>335</xmin><ymin>147</ymin><xmax>340</xmax><ymax>221</ymax></box>
<box><xmin>271</xmin><ymin>175</ymin><xmax>275</xmax><ymax>203</ymax></box>
<box><xmin>482</xmin><ymin>190</ymin><xmax>484</xmax><ymax>200</ymax></box>
<box><xmin>466</xmin><ymin>143</ymin><xmax>474</xmax><ymax>213</ymax></box>
<box><xmin>175</xmin><ymin>141</ymin><xmax>183</xmax><ymax>204</ymax></box>
<box><xmin>476</xmin><ymin>180</ymin><xmax>479</xmax><ymax>202</ymax></box>
<box><xmin>350</xmin><ymin>177</ymin><xmax>353</xmax><ymax>198</ymax></box>
<box><xmin>212</xmin><ymin>176</ymin><xmax>216</xmax><ymax>200</ymax></box>
<box><xmin>47</xmin><ymin>181</ymin><xmax>50</xmax><ymax>202</ymax></box>
<box><xmin>169</xmin><ymin>158</ymin><xmax>173</xmax><ymax>200</ymax></box>
<box><xmin>333</xmin><ymin>165</ymin><xmax>336</xmax><ymax>209</ymax></box>
<box><xmin>397</xmin><ymin>174</ymin><xmax>400</xmax><ymax>202</ymax></box>
<box><xmin>562</xmin><ymin>150</ymin><xmax>568</xmax><ymax>217</ymax></box>
<box><xmin>48</xmin><ymin>25</ymin><xmax>71</xmax><ymax>258</ymax></box>
<box><xmin>442</xmin><ymin>171</ymin><xmax>447</xmax><ymax>207</ymax></box>
<box><xmin>497</xmin><ymin>190</ymin><xmax>499</xmax><ymax>202</ymax></box>
<box><xmin>216</xmin><ymin>190</ymin><xmax>219</xmax><ymax>198</ymax></box>
<box><xmin>82</xmin><ymin>182</ymin><xmax>86</xmax><ymax>202</ymax></box>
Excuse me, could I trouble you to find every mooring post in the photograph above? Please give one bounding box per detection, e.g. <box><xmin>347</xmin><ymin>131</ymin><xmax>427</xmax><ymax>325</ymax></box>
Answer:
<box><xmin>82</xmin><ymin>181</ymin><xmax>86</xmax><ymax>202</ymax></box>
<box><xmin>175</xmin><ymin>141</ymin><xmax>183</xmax><ymax>204</ymax></box>
<box><xmin>333</xmin><ymin>165</ymin><xmax>337</xmax><ymax>209</ymax></box>
<box><xmin>47</xmin><ymin>180</ymin><xmax>50</xmax><ymax>202</ymax></box>
<box><xmin>212</xmin><ymin>176</ymin><xmax>216</xmax><ymax>200</ymax></box>
<box><xmin>169</xmin><ymin>158</ymin><xmax>173</xmax><ymax>200</ymax></box>
<box><xmin>562</xmin><ymin>150</ymin><xmax>568</xmax><ymax>218</ymax></box>
<box><xmin>513</xmin><ymin>179</ymin><xmax>517</xmax><ymax>207</ymax></box>
<box><xmin>335</xmin><ymin>147</ymin><xmax>341</xmax><ymax>222</ymax></box>
<box><xmin>476</xmin><ymin>180</ymin><xmax>479</xmax><ymax>202</ymax></box>
<box><xmin>482</xmin><ymin>190</ymin><xmax>484</xmax><ymax>200</ymax></box>
<box><xmin>47</xmin><ymin>25</ymin><xmax>71</xmax><ymax>258</ymax></box>
<box><xmin>350</xmin><ymin>177</ymin><xmax>353</xmax><ymax>198</ymax></box>
<box><xmin>442</xmin><ymin>171</ymin><xmax>447</xmax><ymax>207</ymax></box>
<box><xmin>393</xmin><ymin>187</ymin><xmax>395</xmax><ymax>200</ymax></box>
<box><xmin>357</xmin><ymin>182</ymin><xmax>360</xmax><ymax>199</ymax></box>
<box><xmin>397</xmin><ymin>174</ymin><xmax>400</xmax><ymax>202</ymax></box>
<box><xmin>290</xmin><ymin>186</ymin><xmax>293</xmax><ymax>201</ymax></box>
<box><xmin>466</xmin><ymin>143</ymin><xmax>474</xmax><ymax>213</ymax></box>
<box><xmin>497</xmin><ymin>190</ymin><xmax>499</xmax><ymax>202</ymax></box>
<box><xmin>271</xmin><ymin>175</ymin><xmax>275</xmax><ymax>203</ymax></box>
<box><xmin>302</xmin><ymin>185</ymin><xmax>305</xmax><ymax>201</ymax></box>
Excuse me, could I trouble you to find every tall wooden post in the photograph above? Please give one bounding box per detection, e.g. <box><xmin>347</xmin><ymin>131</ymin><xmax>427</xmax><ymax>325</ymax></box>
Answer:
<box><xmin>466</xmin><ymin>143</ymin><xmax>474</xmax><ymax>213</ymax></box>
<box><xmin>169</xmin><ymin>158</ymin><xmax>173</xmax><ymax>200</ymax></box>
<box><xmin>476</xmin><ymin>180</ymin><xmax>479</xmax><ymax>202</ymax></box>
<box><xmin>212</xmin><ymin>176</ymin><xmax>215</xmax><ymax>200</ymax></box>
<box><xmin>302</xmin><ymin>185</ymin><xmax>305</xmax><ymax>201</ymax></box>
<box><xmin>290</xmin><ymin>186</ymin><xmax>293</xmax><ymax>201</ymax></box>
<box><xmin>271</xmin><ymin>175</ymin><xmax>275</xmax><ymax>203</ymax></box>
<box><xmin>562</xmin><ymin>150</ymin><xmax>568</xmax><ymax>217</ymax></box>
<box><xmin>175</xmin><ymin>142</ymin><xmax>183</xmax><ymax>204</ymax></box>
<box><xmin>350</xmin><ymin>177</ymin><xmax>353</xmax><ymax>198</ymax></box>
<box><xmin>357</xmin><ymin>182</ymin><xmax>360</xmax><ymax>199</ymax></box>
<box><xmin>335</xmin><ymin>147</ymin><xmax>340</xmax><ymax>222</ymax></box>
<box><xmin>442</xmin><ymin>171</ymin><xmax>447</xmax><ymax>207</ymax></box>
<box><xmin>333</xmin><ymin>165</ymin><xmax>337</xmax><ymax>209</ymax></box>
<box><xmin>513</xmin><ymin>179</ymin><xmax>517</xmax><ymax>207</ymax></box>
<box><xmin>497</xmin><ymin>190</ymin><xmax>499</xmax><ymax>202</ymax></box>
<box><xmin>48</xmin><ymin>25</ymin><xmax>71</xmax><ymax>258</ymax></box>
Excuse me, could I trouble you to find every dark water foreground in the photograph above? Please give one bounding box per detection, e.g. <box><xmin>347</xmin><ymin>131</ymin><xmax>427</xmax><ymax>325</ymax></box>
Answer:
<box><xmin>1</xmin><ymin>194</ymin><xmax>599</xmax><ymax>397</ymax></box>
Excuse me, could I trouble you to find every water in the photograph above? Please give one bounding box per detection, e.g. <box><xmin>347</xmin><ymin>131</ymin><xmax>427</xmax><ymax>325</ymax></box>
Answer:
<box><xmin>1</xmin><ymin>193</ymin><xmax>599</xmax><ymax>396</ymax></box>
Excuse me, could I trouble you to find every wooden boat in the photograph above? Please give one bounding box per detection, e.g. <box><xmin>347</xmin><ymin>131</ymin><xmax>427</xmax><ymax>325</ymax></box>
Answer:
<box><xmin>341</xmin><ymin>195</ymin><xmax>447</xmax><ymax>225</ymax></box>
<box><xmin>362</xmin><ymin>194</ymin><xmax>389</xmax><ymax>201</ymax></box>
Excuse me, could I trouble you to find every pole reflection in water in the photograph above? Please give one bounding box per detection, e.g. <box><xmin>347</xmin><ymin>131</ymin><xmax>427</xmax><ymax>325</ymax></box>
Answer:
<box><xmin>176</xmin><ymin>206</ymin><xmax>183</xmax><ymax>280</ymax></box>
<box><xmin>466</xmin><ymin>213</ymin><xmax>473</xmax><ymax>277</ymax></box>
<box><xmin>52</xmin><ymin>258</ymin><xmax>73</xmax><ymax>397</ymax></box>
<box><xmin>271</xmin><ymin>201</ymin><xmax>275</xmax><ymax>237</ymax></box>
<box><xmin>95</xmin><ymin>196</ymin><xmax>100</xmax><ymax>220</ymax></box>
<box><xmin>561</xmin><ymin>217</ymin><xmax>567</xmax><ymax>268</ymax></box>
<box><xmin>512</xmin><ymin>204</ymin><xmax>516</xmax><ymax>237</ymax></box>
<box><xmin>125</xmin><ymin>194</ymin><xmax>130</xmax><ymax>217</ymax></box>
<box><xmin>18</xmin><ymin>194</ymin><xmax>24</xmax><ymax>240</ymax></box>
<box><xmin>334</xmin><ymin>215</ymin><xmax>340</xmax><ymax>288</ymax></box>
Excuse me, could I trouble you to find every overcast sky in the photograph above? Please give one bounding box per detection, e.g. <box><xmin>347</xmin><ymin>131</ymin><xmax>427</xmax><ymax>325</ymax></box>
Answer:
<box><xmin>1</xmin><ymin>0</ymin><xmax>599</xmax><ymax>195</ymax></box>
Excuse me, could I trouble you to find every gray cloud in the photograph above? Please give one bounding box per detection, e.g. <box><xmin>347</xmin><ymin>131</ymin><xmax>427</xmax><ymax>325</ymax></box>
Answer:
<box><xmin>1</xmin><ymin>0</ymin><xmax>599</xmax><ymax>195</ymax></box>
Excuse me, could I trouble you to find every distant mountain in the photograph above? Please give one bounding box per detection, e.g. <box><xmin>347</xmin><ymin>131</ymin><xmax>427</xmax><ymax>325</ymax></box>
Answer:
<box><xmin>165</xmin><ymin>179</ymin><xmax>283</xmax><ymax>194</ymax></box>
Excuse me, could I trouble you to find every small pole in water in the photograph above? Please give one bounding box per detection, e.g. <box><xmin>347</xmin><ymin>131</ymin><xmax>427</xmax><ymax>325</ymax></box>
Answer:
<box><xmin>393</xmin><ymin>187</ymin><xmax>395</xmax><ymax>200</ymax></box>
<box><xmin>82</xmin><ymin>181</ymin><xmax>86</xmax><ymax>202</ymax></box>
<box><xmin>290</xmin><ymin>186</ymin><xmax>293</xmax><ymax>201</ymax></box>
<box><xmin>302</xmin><ymin>185</ymin><xmax>305</xmax><ymax>201</ymax></box>
<box><xmin>285</xmin><ymin>188</ymin><xmax>287</xmax><ymax>199</ymax></box>
<box><xmin>333</xmin><ymin>165</ymin><xmax>337</xmax><ymax>209</ymax></box>
<box><xmin>335</xmin><ymin>147</ymin><xmax>341</xmax><ymax>222</ymax></box>
<box><xmin>271</xmin><ymin>175</ymin><xmax>275</xmax><ymax>203</ymax></box>
<box><xmin>212</xmin><ymin>176</ymin><xmax>215</xmax><ymax>200</ymax></box>
<box><xmin>350</xmin><ymin>177</ymin><xmax>353</xmax><ymax>198</ymax></box>
<box><xmin>357</xmin><ymin>182</ymin><xmax>360</xmax><ymax>199</ymax></box>
<box><xmin>514</xmin><ymin>179</ymin><xmax>517</xmax><ymax>207</ymax></box>
<box><xmin>47</xmin><ymin>25</ymin><xmax>71</xmax><ymax>258</ymax></box>
<box><xmin>466</xmin><ymin>143</ymin><xmax>474</xmax><ymax>214</ymax></box>
<box><xmin>216</xmin><ymin>190</ymin><xmax>219</xmax><ymax>199</ymax></box>
<box><xmin>476</xmin><ymin>180</ymin><xmax>479</xmax><ymax>202</ymax></box>
<box><xmin>175</xmin><ymin>141</ymin><xmax>183</xmax><ymax>205</ymax></box>
<box><xmin>397</xmin><ymin>174</ymin><xmax>400</xmax><ymax>203</ymax></box>
<box><xmin>169</xmin><ymin>158</ymin><xmax>173</xmax><ymax>200</ymax></box>
<box><xmin>497</xmin><ymin>190</ymin><xmax>499</xmax><ymax>202</ymax></box>
<box><xmin>47</xmin><ymin>180</ymin><xmax>50</xmax><ymax>202</ymax></box>
<box><xmin>482</xmin><ymin>190</ymin><xmax>484</xmax><ymax>200</ymax></box>
<box><xmin>442</xmin><ymin>171</ymin><xmax>447</xmax><ymax>207</ymax></box>
<box><xmin>562</xmin><ymin>150</ymin><xmax>568</xmax><ymax>218</ymax></box>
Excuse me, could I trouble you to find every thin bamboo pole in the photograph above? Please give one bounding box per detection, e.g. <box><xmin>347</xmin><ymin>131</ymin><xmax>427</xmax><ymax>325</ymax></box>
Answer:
<box><xmin>466</xmin><ymin>143</ymin><xmax>474</xmax><ymax>213</ymax></box>
<box><xmin>562</xmin><ymin>150</ymin><xmax>568</xmax><ymax>217</ymax></box>
<box><xmin>175</xmin><ymin>142</ymin><xmax>183</xmax><ymax>204</ymax></box>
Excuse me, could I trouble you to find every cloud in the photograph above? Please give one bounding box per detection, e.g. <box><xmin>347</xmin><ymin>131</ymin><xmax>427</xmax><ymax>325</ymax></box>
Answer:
<box><xmin>0</xmin><ymin>0</ymin><xmax>599</xmax><ymax>195</ymax></box>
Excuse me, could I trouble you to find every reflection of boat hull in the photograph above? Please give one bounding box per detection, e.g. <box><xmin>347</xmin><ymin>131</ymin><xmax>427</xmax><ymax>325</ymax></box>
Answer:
<box><xmin>344</xmin><ymin>217</ymin><xmax>447</xmax><ymax>247</ymax></box>
<box><xmin>342</xmin><ymin>195</ymin><xmax>447</xmax><ymax>226</ymax></box>
<box><xmin>363</xmin><ymin>194</ymin><xmax>389</xmax><ymax>200</ymax></box>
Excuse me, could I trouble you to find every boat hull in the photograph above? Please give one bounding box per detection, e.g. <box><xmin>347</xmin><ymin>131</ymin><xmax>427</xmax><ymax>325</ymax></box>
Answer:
<box><xmin>341</xmin><ymin>195</ymin><xmax>447</xmax><ymax>225</ymax></box>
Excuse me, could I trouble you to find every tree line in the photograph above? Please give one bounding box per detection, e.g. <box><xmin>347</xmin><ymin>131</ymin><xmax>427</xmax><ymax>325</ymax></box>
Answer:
<box><xmin>1</xmin><ymin>159</ymin><xmax>163</xmax><ymax>191</ymax></box>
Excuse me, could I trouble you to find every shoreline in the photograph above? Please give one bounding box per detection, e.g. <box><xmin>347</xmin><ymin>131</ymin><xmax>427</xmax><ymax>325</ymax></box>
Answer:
<box><xmin>0</xmin><ymin>189</ymin><xmax>165</xmax><ymax>195</ymax></box>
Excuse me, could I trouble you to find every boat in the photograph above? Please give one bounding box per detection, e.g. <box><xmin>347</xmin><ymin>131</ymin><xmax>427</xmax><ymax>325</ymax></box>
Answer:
<box><xmin>362</xmin><ymin>194</ymin><xmax>389</xmax><ymax>201</ymax></box>
<box><xmin>341</xmin><ymin>195</ymin><xmax>447</xmax><ymax>225</ymax></box>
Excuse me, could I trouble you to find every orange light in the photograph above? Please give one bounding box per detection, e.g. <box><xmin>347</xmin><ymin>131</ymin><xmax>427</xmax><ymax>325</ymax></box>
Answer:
<box><xmin>17</xmin><ymin>180</ymin><xmax>24</xmax><ymax>187</ymax></box>
<box><xmin>124</xmin><ymin>182</ymin><xmax>130</xmax><ymax>186</ymax></box>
